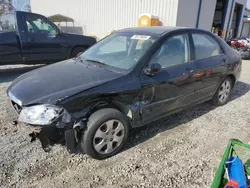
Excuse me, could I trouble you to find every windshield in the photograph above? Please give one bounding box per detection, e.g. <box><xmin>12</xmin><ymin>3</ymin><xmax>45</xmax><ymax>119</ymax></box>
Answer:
<box><xmin>80</xmin><ymin>32</ymin><xmax>158</xmax><ymax>70</ymax></box>
<box><xmin>0</xmin><ymin>13</ymin><xmax>16</xmax><ymax>31</ymax></box>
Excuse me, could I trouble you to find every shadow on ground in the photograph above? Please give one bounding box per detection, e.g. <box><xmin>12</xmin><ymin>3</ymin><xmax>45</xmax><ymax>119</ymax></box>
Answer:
<box><xmin>0</xmin><ymin>65</ymin><xmax>44</xmax><ymax>83</ymax></box>
<box><xmin>124</xmin><ymin>81</ymin><xmax>250</xmax><ymax>151</ymax></box>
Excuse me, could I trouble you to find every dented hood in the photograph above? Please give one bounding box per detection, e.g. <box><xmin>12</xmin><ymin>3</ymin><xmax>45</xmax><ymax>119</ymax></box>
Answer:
<box><xmin>7</xmin><ymin>59</ymin><xmax>122</xmax><ymax>105</ymax></box>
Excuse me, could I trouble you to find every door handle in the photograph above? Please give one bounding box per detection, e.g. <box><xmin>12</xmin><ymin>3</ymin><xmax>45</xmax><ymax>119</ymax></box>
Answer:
<box><xmin>61</xmin><ymin>44</ymin><xmax>68</xmax><ymax>47</ymax></box>
<box><xmin>28</xmin><ymin>37</ymin><xmax>35</xmax><ymax>42</ymax></box>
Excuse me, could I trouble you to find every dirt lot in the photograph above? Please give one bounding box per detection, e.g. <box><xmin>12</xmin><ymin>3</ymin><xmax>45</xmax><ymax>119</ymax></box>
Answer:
<box><xmin>0</xmin><ymin>61</ymin><xmax>250</xmax><ymax>188</ymax></box>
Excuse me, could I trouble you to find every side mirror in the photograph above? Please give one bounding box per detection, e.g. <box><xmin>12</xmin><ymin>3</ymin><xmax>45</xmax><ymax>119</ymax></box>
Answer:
<box><xmin>144</xmin><ymin>63</ymin><xmax>162</xmax><ymax>76</ymax></box>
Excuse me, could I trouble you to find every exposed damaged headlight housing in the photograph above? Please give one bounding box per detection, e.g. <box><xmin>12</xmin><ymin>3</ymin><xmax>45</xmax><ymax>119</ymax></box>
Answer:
<box><xmin>18</xmin><ymin>104</ymin><xmax>62</xmax><ymax>125</ymax></box>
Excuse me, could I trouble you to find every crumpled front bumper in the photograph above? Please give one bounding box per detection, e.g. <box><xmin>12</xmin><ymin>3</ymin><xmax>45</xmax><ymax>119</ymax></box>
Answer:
<box><xmin>7</xmin><ymin>98</ymin><xmax>78</xmax><ymax>153</ymax></box>
<box><xmin>17</xmin><ymin>123</ymin><xmax>42</xmax><ymax>134</ymax></box>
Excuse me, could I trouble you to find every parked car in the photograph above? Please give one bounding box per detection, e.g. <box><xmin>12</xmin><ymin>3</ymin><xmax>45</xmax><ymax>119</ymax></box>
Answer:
<box><xmin>7</xmin><ymin>27</ymin><xmax>242</xmax><ymax>160</ymax></box>
<box><xmin>0</xmin><ymin>11</ymin><xmax>96</xmax><ymax>65</ymax></box>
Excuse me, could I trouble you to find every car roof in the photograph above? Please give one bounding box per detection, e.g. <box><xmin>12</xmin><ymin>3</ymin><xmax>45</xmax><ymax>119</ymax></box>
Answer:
<box><xmin>118</xmin><ymin>26</ymin><xmax>197</xmax><ymax>36</ymax></box>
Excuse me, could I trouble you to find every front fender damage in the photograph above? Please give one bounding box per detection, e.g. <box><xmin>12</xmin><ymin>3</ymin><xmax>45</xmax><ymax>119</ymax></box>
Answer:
<box><xmin>17</xmin><ymin>100</ymin><xmax>140</xmax><ymax>154</ymax></box>
<box><xmin>64</xmin><ymin>100</ymin><xmax>141</xmax><ymax>153</ymax></box>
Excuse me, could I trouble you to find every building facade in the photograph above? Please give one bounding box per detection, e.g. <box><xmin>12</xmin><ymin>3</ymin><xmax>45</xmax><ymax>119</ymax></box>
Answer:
<box><xmin>241</xmin><ymin>9</ymin><xmax>250</xmax><ymax>37</ymax></box>
<box><xmin>177</xmin><ymin>0</ymin><xmax>247</xmax><ymax>39</ymax></box>
<box><xmin>31</xmin><ymin>0</ymin><xmax>247</xmax><ymax>39</ymax></box>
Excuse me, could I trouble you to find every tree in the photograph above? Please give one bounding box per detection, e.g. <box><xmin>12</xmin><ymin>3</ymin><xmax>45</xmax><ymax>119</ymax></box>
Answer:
<box><xmin>0</xmin><ymin>0</ymin><xmax>13</xmax><ymax>13</ymax></box>
<box><xmin>12</xmin><ymin>0</ymin><xmax>31</xmax><ymax>12</ymax></box>
<box><xmin>0</xmin><ymin>0</ymin><xmax>31</xmax><ymax>13</ymax></box>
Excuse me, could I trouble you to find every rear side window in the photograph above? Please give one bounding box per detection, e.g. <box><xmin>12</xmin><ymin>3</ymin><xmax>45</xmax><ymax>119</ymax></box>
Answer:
<box><xmin>192</xmin><ymin>33</ymin><xmax>222</xmax><ymax>60</ymax></box>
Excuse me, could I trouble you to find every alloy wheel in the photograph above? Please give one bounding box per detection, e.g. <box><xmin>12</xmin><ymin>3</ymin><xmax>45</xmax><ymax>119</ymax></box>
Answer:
<box><xmin>93</xmin><ymin>120</ymin><xmax>125</xmax><ymax>154</ymax></box>
<box><xmin>218</xmin><ymin>80</ymin><xmax>231</xmax><ymax>103</ymax></box>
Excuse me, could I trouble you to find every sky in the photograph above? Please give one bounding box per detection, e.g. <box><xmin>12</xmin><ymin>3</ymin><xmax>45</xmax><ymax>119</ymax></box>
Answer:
<box><xmin>248</xmin><ymin>0</ymin><xmax>250</xmax><ymax>9</ymax></box>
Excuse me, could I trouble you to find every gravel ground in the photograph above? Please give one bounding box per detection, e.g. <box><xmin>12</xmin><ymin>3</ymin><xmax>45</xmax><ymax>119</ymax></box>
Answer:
<box><xmin>1</xmin><ymin>62</ymin><xmax>250</xmax><ymax>188</ymax></box>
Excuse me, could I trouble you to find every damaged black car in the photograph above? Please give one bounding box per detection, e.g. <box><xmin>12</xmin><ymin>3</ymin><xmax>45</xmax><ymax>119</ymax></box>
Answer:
<box><xmin>7</xmin><ymin>27</ymin><xmax>242</xmax><ymax>159</ymax></box>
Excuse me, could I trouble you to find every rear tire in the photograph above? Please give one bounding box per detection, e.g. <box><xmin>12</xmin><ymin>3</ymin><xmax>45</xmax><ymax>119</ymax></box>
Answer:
<box><xmin>70</xmin><ymin>47</ymin><xmax>86</xmax><ymax>58</ymax></box>
<box><xmin>212</xmin><ymin>77</ymin><xmax>232</xmax><ymax>106</ymax></box>
<box><xmin>81</xmin><ymin>108</ymin><xmax>129</xmax><ymax>160</ymax></box>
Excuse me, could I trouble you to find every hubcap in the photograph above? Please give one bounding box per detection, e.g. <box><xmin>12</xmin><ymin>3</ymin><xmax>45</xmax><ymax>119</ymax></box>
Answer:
<box><xmin>218</xmin><ymin>80</ymin><xmax>231</xmax><ymax>103</ymax></box>
<box><xmin>93</xmin><ymin>120</ymin><xmax>125</xmax><ymax>154</ymax></box>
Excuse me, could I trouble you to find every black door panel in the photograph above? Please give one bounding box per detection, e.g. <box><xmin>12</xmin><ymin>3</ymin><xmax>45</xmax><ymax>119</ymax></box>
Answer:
<box><xmin>27</xmin><ymin>34</ymin><xmax>69</xmax><ymax>61</ymax></box>
<box><xmin>140</xmin><ymin>62</ymin><xmax>196</xmax><ymax>123</ymax></box>
<box><xmin>139</xmin><ymin>33</ymin><xmax>196</xmax><ymax>123</ymax></box>
<box><xmin>24</xmin><ymin>13</ymin><xmax>69</xmax><ymax>62</ymax></box>
<box><xmin>192</xmin><ymin>54</ymin><xmax>228</xmax><ymax>101</ymax></box>
<box><xmin>0</xmin><ymin>31</ymin><xmax>23</xmax><ymax>64</ymax></box>
<box><xmin>190</xmin><ymin>33</ymin><xmax>228</xmax><ymax>101</ymax></box>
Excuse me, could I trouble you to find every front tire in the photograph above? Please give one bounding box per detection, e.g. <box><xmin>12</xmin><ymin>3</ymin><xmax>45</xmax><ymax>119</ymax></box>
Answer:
<box><xmin>81</xmin><ymin>108</ymin><xmax>129</xmax><ymax>160</ymax></box>
<box><xmin>70</xmin><ymin>47</ymin><xmax>86</xmax><ymax>58</ymax></box>
<box><xmin>212</xmin><ymin>77</ymin><xmax>232</xmax><ymax>106</ymax></box>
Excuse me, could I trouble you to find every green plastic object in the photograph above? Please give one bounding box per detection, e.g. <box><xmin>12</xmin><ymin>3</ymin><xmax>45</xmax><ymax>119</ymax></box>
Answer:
<box><xmin>211</xmin><ymin>139</ymin><xmax>250</xmax><ymax>188</ymax></box>
<box><xmin>245</xmin><ymin>159</ymin><xmax>250</xmax><ymax>175</ymax></box>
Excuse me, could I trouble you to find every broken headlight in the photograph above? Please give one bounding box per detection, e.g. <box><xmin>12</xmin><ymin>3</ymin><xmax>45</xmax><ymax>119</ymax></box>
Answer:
<box><xmin>18</xmin><ymin>104</ymin><xmax>62</xmax><ymax>125</ymax></box>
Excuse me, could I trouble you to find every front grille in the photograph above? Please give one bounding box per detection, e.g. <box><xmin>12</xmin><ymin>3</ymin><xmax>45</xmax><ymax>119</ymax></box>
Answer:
<box><xmin>11</xmin><ymin>100</ymin><xmax>22</xmax><ymax>114</ymax></box>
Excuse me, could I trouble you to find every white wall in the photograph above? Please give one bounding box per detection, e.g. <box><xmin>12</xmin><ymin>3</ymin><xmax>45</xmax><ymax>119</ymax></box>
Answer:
<box><xmin>30</xmin><ymin>0</ymin><xmax>83</xmax><ymax>26</ymax></box>
<box><xmin>176</xmin><ymin>0</ymin><xmax>199</xmax><ymax>28</ymax></box>
<box><xmin>176</xmin><ymin>0</ymin><xmax>216</xmax><ymax>31</ymax></box>
<box><xmin>31</xmin><ymin>0</ymin><xmax>179</xmax><ymax>39</ymax></box>
<box><xmin>31</xmin><ymin>0</ymin><xmax>248</xmax><ymax>38</ymax></box>
<box><xmin>198</xmin><ymin>0</ymin><xmax>217</xmax><ymax>30</ymax></box>
<box><xmin>242</xmin><ymin>22</ymin><xmax>250</xmax><ymax>37</ymax></box>
<box><xmin>242</xmin><ymin>9</ymin><xmax>250</xmax><ymax>37</ymax></box>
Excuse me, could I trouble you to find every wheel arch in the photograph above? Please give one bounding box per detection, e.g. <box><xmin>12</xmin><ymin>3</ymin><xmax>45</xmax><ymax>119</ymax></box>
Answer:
<box><xmin>227</xmin><ymin>74</ymin><xmax>236</xmax><ymax>87</ymax></box>
<box><xmin>86</xmin><ymin>99</ymin><xmax>134</xmax><ymax>126</ymax></box>
<box><xmin>69</xmin><ymin>45</ymin><xmax>88</xmax><ymax>58</ymax></box>
<box><xmin>213</xmin><ymin>73</ymin><xmax>237</xmax><ymax>97</ymax></box>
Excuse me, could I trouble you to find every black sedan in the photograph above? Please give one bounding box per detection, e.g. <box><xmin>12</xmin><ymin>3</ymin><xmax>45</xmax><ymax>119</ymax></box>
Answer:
<box><xmin>7</xmin><ymin>27</ymin><xmax>242</xmax><ymax>159</ymax></box>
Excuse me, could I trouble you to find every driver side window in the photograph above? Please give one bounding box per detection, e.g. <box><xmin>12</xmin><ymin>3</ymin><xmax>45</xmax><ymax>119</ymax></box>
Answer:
<box><xmin>149</xmin><ymin>34</ymin><xmax>189</xmax><ymax>68</ymax></box>
<box><xmin>26</xmin><ymin>15</ymin><xmax>56</xmax><ymax>36</ymax></box>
